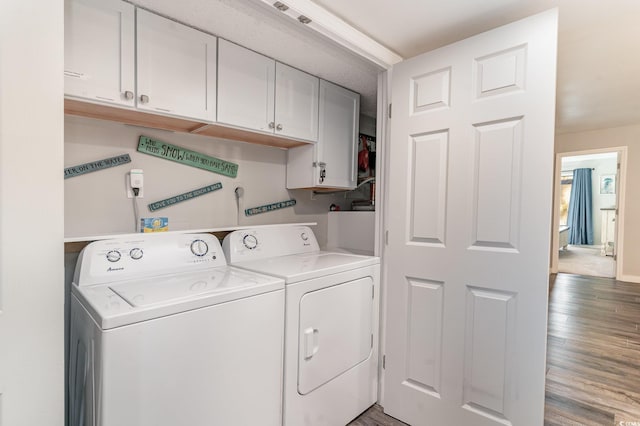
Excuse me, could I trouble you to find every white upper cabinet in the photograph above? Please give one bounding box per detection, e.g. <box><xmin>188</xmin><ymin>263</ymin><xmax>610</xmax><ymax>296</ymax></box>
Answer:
<box><xmin>136</xmin><ymin>9</ymin><xmax>216</xmax><ymax>122</ymax></box>
<box><xmin>218</xmin><ymin>40</ymin><xmax>319</xmax><ymax>143</ymax></box>
<box><xmin>217</xmin><ymin>39</ymin><xmax>275</xmax><ymax>134</ymax></box>
<box><xmin>287</xmin><ymin>80</ymin><xmax>359</xmax><ymax>189</ymax></box>
<box><xmin>65</xmin><ymin>1</ymin><xmax>216</xmax><ymax>122</ymax></box>
<box><xmin>275</xmin><ymin>63</ymin><xmax>319</xmax><ymax>142</ymax></box>
<box><xmin>64</xmin><ymin>0</ymin><xmax>135</xmax><ymax>107</ymax></box>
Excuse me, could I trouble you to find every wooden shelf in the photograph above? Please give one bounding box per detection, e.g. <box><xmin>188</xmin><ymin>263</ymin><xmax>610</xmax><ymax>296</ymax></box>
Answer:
<box><xmin>193</xmin><ymin>123</ymin><xmax>308</xmax><ymax>149</ymax></box>
<box><xmin>65</xmin><ymin>98</ymin><xmax>312</xmax><ymax>150</ymax></box>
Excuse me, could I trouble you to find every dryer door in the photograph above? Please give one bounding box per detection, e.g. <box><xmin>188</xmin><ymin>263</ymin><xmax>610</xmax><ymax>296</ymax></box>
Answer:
<box><xmin>298</xmin><ymin>276</ymin><xmax>373</xmax><ymax>394</ymax></box>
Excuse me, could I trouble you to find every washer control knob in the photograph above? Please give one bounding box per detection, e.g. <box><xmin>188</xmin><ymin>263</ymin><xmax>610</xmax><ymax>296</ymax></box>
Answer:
<box><xmin>243</xmin><ymin>234</ymin><xmax>258</xmax><ymax>250</ymax></box>
<box><xmin>130</xmin><ymin>248</ymin><xmax>143</xmax><ymax>260</ymax></box>
<box><xmin>190</xmin><ymin>239</ymin><xmax>209</xmax><ymax>257</ymax></box>
<box><xmin>301</xmin><ymin>232</ymin><xmax>309</xmax><ymax>241</ymax></box>
<box><xmin>106</xmin><ymin>250</ymin><xmax>121</xmax><ymax>263</ymax></box>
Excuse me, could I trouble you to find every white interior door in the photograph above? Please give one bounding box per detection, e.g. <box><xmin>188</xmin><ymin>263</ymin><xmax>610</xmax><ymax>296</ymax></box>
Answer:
<box><xmin>383</xmin><ymin>10</ymin><xmax>557</xmax><ymax>426</ymax></box>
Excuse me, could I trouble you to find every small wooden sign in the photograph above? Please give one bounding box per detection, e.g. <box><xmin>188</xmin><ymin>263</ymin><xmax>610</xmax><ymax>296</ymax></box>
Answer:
<box><xmin>148</xmin><ymin>182</ymin><xmax>223</xmax><ymax>212</ymax></box>
<box><xmin>137</xmin><ymin>136</ymin><xmax>238</xmax><ymax>178</ymax></box>
<box><xmin>64</xmin><ymin>154</ymin><xmax>131</xmax><ymax>179</ymax></box>
<box><xmin>245</xmin><ymin>199</ymin><xmax>296</xmax><ymax>216</ymax></box>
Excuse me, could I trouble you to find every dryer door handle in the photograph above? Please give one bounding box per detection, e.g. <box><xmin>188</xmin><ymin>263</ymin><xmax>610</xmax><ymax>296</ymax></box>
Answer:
<box><xmin>303</xmin><ymin>327</ymin><xmax>319</xmax><ymax>360</ymax></box>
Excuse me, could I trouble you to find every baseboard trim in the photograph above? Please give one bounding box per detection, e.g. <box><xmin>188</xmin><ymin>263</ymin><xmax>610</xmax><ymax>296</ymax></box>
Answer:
<box><xmin>619</xmin><ymin>274</ymin><xmax>640</xmax><ymax>284</ymax></box>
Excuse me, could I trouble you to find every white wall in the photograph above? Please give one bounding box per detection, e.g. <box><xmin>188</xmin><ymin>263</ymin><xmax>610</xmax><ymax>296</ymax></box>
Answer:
<box><xmin>561</xmin><ymin>155</ymin><xmax>617</xmax><ymax>245</ymax></box>
<box><xmin>556</xmin><ymin>123</ymin><xmax>640</xmax><ymax>281</ymax></box>
<box><xmin>64</xmin><ymin>116</ymin><xmax>349</xmax><ymax>247</ymax></box>
<box><xmin>0</xmin><ymin>0</ymin><xmax>64</xmax><ymax>424</ymax></box>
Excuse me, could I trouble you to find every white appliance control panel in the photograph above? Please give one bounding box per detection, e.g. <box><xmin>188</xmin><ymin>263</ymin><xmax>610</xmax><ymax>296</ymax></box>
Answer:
<box><xmin>223</xmin><ymin>226</ymin><xmax>320</xmax><ymax>263</ymax></box>
<box><xmin>74</xmin><ymin>233</ymin><xmax>226</xmax><ymax>286</ymax></box>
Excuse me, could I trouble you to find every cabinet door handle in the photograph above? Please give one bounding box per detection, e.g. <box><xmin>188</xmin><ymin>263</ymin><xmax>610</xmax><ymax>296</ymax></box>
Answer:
<box><xmin>268</xmin><ymin>122</ymin><xmax>275</xmax><ymax>129</ymax></box>
<box><xmin>303</xmin><ymin>327</ymin><xmax>319</xmax><ymax>360</ymax></box>
<box><xmin>276</xmin><ymin>124</ymin><xmax>283</xmax><ymax>131</ymax></box>
<box><xmin>140</xmin><ymin>94</ymin><xmax>149</xmax><ymax>104</ymax></box>
<box><xmin>124</xmin><ymin>91</ymin><xmax>134</xmax><ymax>100</ymax></box>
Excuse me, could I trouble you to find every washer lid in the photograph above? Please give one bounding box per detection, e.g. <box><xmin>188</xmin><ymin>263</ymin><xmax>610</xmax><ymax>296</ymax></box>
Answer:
<box><xmin>233</xmin><ymin>251</ymin><xmax>380</xmax><ymax>283</ymax></box>
<box><xmin>73</xmin><ymin>266</ymin><xmax>283</xmax><ymax>329</ymax></box>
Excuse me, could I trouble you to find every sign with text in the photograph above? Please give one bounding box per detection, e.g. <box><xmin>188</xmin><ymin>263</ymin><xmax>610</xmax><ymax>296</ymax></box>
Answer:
<box><xmin>245</xmin><ymin>199</ymin><xmax>296</xmax><ymax>216</ymax></box>
<box><xmin>148</xmin><ymin>182</ymin><xmax>223</xmax><ymax>212</ymax></box>
<box><xmin>64</xmin><ymin>154</ymin><xmax>131</xmax><ymax>179</ymax></box>
<box><xmin>137</xmin><ymin>136</ymin><xmax>238</xmax><ymax>178</ymax></box>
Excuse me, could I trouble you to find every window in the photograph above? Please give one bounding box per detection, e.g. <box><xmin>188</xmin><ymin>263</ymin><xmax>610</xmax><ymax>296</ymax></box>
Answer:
<box><xmin>559</xmin><ymin>172</ymin><xmax>573</xmax><ymax>226</ymax></box>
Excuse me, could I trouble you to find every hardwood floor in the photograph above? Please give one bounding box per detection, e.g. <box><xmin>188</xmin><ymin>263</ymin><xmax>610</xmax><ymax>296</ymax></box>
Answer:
<box><xmin>348</xmin><ymin>404</ymin><xmax>407</xmax><ymax>426</ymax></box>
<box><xmin>545</xmin><ymin>273</ymin><xmax>640</xmax><ymax>425</ymax></box>
<box><xmin>351</xmin><ymin>273</ymin><xmax>640</xmax><ymax>425</ymax></box>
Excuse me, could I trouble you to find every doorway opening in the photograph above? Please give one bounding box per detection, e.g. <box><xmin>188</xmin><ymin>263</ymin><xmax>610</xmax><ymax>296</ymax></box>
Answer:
<box><xmin>551</xmin><ymin>148</ymin><xmax>627</xmax><ymax>279</ymax></box>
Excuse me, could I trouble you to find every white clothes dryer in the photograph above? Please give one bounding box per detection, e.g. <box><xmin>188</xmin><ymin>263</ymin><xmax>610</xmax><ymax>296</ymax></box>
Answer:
<box><xmin>223</xmin><ymin>226</ymin><xmax>380</xmax><ymax>426</ymax></box>
<box><xmin>69</xmin><ymin>232</ymin><xmax>285</xmax><ymax>426</ymax></box>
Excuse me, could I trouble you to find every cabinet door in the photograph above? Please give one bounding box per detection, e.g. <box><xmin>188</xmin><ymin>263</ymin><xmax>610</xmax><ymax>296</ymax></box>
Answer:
<box><xmin>275</xmin><ymin>63</ymin><xmax>319</xmax><ymax>142</ymax></box>
<box><xmin>136</xmin><ymin>9</ymin><xmax>216</xmax><ymax>122</ymax></box>
<box><xmin>64</xmin><ymin>0</ymin><xmax>135</xmax><ymax>107</ymax></box>
<box><xmin>217</xmin><ymin>39</ymin><xmax>275</xmax><ymax>133</ymax></box>
<box><xmin>316</xmin><ymin>81</ymin><xmax>360</xmax><ymax>189</ymax></box>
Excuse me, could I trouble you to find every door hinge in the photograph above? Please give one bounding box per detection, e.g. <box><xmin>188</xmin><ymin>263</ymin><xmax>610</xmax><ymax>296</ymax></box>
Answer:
<box><xmin>383</xmin><ymin>355</ymin><xmax>386</xmax><ymax>369</ymax></box>
<box><xmin>385</xmin><ymin>230</ymin><xmax>389</xmax><ymax>245</ymax></box>
<box><xmin>371</xmin><ymin>334</ymin><xmax>374</xmax><ymax>348</ymax></box>
<box><xmin>388</xmin><ymin>103</ymin><xmax>392</xmax><ymax>119</ymax></box>
<box><xmin>372</xmin><ymin>285</ymin><xmax>375</xmax><ymax>299</ymax></box>
<box><xmin>614</xmin><ymin>254</ymin><xmax>617</xmax><ymax>261</ymax></box>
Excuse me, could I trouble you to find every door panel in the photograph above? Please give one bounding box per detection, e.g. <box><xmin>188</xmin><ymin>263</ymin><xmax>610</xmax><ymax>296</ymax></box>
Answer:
<box><xmin>471</xmin><ymin>118</ymin><xmax>523</xmax><ymax>249</ymax></box>
<box><xmin>297</xmin><ymin>277</ymin><xmax>373</xmax><ymax>395</ymax></box>
<box><xmin>136</xmin><ymin>9</ymin><xmax>217</xmax><ymax>121</ymax></box>
<box><xmin>317</xmin><ymin>80</ymin><xmax>359</xmax><ymax>188</ymax></box>
<box><xmin>64</xmin><ymin>0</ymin><xmax>135</xmax><ymax>106</ymax></box>
<box><xmin>217</xmin><ymin>40</ymin><xmax>276</xmax><ymax>133</ymax></box>
<box><xmin>405</xmin><ymin>278</ymin><xmax>444</xmax><ymax>397</ymax></box>
<box><xmin>275</xmin><ymin>63</ymin><xmax>319</xmax><ymax>142</ymax></box>
<box><xmin>383</xmin><ymin>10</ymin><xmax>558</xmax><ymax>426</ymax></box>
<box><xmin>409</xmin><ymin>131</ymin><xmax>448</xmax><ymax>245</ymax></box>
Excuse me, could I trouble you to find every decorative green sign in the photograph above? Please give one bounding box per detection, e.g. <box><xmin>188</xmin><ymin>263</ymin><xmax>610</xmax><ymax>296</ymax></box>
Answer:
<box><xmin>245</xmin><ymin>199</ymin><xmax>296</xmax><ymax>216</ymax></box>
<box><xmin>137</xmin><ymin>136</ymin><xmax>238</xmax><ymax>178</ymax></box>
<box><xmin>64</xmin><ymin>154</ymin><xmax>131</xmax><ymax>179</ymax></box>
<box><xmin>148</xmin><ymin>182</ymin><xmax>223</xmax><ymax>212</ymax></box>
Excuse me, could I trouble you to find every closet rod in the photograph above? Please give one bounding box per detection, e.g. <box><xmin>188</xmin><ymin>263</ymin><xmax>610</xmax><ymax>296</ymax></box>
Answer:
<box><xmin>561</xmin><ymin>167</ymin><xmax>595</xmax><ymax>173</ymax></box>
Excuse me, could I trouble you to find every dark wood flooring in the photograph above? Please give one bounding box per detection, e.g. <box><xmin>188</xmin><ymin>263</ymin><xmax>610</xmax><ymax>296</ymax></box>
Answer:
<box><xmin>349</xmin><ymin>404</ymin><xmax>407</xmax><ymax>426</ymax></box>
<box><xmin>545</xmin><ymin>273</ymin><xmax>640</xmax><ymax>425</ymax></box>
<box><xmin>351</xmin><ymin>273</ymin><xmax>640</xmax><ymax>425</ymax></box>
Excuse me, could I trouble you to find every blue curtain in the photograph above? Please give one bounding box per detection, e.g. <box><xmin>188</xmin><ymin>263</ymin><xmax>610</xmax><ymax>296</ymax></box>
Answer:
<box><xmin>567</xmin><ymin>168</ymin><xmax>593</xmax><ymax>245</ymax></box>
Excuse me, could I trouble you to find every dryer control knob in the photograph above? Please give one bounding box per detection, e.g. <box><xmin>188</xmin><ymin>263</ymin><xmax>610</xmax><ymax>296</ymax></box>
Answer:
<box><xmin>190</xmin><ymin>239</ymin><xmax>209</xmax><ymax>257</ymax></box>
<box><xmin>106</xmin><ymin>250</ymin><xmax>121</xmax><ymax>263</ymax></box>
<box><xmin>301</xmin><ymin>232</ymin><xmax>309</xmax><ymax>241</ymax></box>
<box><xmin>130</xmin><ymin>248</ymin><xmax>143</xmax><ymax>260</ymax></box>
<box><xmin>243</xmin><ymin>234</ymin><xmax>258</xmax><ymax>250</ymax></box>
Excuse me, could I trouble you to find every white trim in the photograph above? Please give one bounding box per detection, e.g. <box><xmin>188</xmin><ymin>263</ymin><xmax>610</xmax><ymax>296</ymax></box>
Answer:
<box><xmin>258</xmin><ymin>0</ymin><xmax>403</xmax><ymax>69</ymax></box>
<box><xmin>551</xmin><ymin>146</ymin><xmax>628</xmax><ymax>279</ymax></box>
<box><xmin>375</xmin><ymin>69</ymin><xmax>391</xmax><ymax>406</ymax></box>
<box><xmin>619</xmin><ymin>274</ymin><xmax>640</xmax><ymax>284</ymax></box>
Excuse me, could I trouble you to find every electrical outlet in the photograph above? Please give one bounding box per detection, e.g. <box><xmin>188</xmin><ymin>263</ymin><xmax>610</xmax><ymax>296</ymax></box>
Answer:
<box><xmin>126</xmin><ymin>174</ymin><xmax>144</xmax><ymax>198</ymax></box>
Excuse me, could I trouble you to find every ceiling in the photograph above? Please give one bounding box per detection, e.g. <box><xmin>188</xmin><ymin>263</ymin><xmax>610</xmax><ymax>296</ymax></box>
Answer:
<box><xmin>132</xmin><ymin>0</ymin><xmax>640</xmax><ymax>134</ymax></box>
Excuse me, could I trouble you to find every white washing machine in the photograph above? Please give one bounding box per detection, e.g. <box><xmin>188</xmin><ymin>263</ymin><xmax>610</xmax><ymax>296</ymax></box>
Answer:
<box><xmin>69</xmin><ymin>232</ymin><xmax>285</xmax><ymax>426</ymax></box>
<box><xmin>223</xmin><ymin>226</ymin><xmax>380</xmax><ymax>426</ymax></box>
